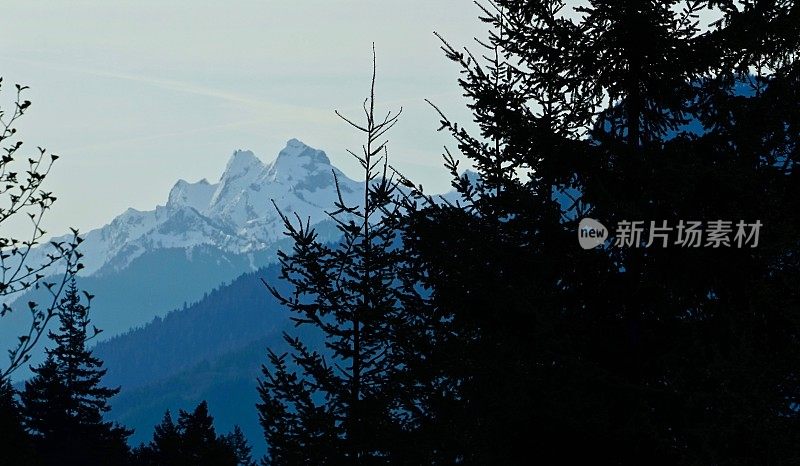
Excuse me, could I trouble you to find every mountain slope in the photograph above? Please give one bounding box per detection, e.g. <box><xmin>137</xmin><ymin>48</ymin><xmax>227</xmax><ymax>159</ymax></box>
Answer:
<box><xmin>96</xmin><ymin>259</ymin><xmax>326</xmax><ymax>458</ymax></box>
<box><xmin>109</xmin><ymin>338</ymin><xmax>273</xmax><ymax>456</ymax></box>
<box><xmin>94</xmin><ymin>261</ymin><xmax>288</xmax><ymax>392</ymax></box>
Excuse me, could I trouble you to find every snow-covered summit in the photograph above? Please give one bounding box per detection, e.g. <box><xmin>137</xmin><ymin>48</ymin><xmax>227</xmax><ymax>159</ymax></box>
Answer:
<box><xmin>277</xmin><ymin>138</ymin><xmax>330</xmax><ymax>164</ymax></box>
<box><xmin>219</xmin><ymin>150</ymin><xmax>264</xmax><ymax>184</ymax></box>
<box><xmin>34</xmin><ymin>139</ymin><xmax>362</xmax><ymax>277</ymax></box>
<box><xmin>265</xmin><ymin>139</ymin><xmax>332</xmax><ymax>184</ymax></box>
<box><xmin>167</xmin><ymin>178</ymin><xmax>215</xmax><ymax>212</ymax></box>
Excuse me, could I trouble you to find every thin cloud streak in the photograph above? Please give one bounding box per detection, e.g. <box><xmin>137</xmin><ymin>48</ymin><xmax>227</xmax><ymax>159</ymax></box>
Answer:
<box><xmin>0</xmin><ymin>55</ymin><xmax>335</xmax><ymax>122</ymax></box>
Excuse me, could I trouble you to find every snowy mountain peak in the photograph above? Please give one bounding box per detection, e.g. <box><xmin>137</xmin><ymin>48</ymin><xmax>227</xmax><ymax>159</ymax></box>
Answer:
<box><xmin>25</xmin><ymin>139</ymin><xmax>363</xmax><ymax>278</ymax></box>
<box><xmin>275</xmin><ymin>138</ymin><xmax>330</xmax><ymax>166</ymax></box>
<box><xmin>167</xmin><ymin>178</ymin><xmax>217</xmax><ymax>212</ymax></box>
<box><xmin>210</xmin><ymin>150</ymin><xmax>265</xmax><ymax>209</ymax></box>
<box><xmin>265</xmin><ymin>139</ymin><xmax>334</xmax><ymax>187</ymax></box>
<box><xmin>221</xmin><ymin>150</ymin><xmax>264</xmax><ymax>182</ymax></box>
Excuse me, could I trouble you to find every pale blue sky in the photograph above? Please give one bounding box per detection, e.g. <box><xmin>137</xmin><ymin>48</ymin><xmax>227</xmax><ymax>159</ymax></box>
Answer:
<box><xmin>0</xmin><ymin>0</ymin><xmax>486</xmax><ymax>236</ymax></box>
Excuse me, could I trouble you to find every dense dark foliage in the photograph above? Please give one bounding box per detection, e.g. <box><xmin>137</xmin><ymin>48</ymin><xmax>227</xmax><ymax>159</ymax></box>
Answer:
<box><xmin>0</xmin><ymin>379</ymin><xmax>38</xmax><ymax>465</ymax></box>
<box><xmin>395</xmin><ymin>1</ymin><xmax>800</xmax><ymax>464</ymax></box>
<box><xmin>261</xmin><ymin>1</ymin><xmax>800</xmax><ymax>465</ymax></box>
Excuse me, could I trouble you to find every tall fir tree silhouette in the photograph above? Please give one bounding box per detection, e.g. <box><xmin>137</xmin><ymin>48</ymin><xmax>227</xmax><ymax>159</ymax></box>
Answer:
<box><xmin>224</xmin><ymin>426</ymin><xmax>256</xmax><ymax>466</ymax></box>
<box><xmin>177</xmin><ymin>401</ymin><xmax>238</xmax><ymax>465</ymax></box>
<box><xmin>132</xmin><ymin>401</ymin><xmax>242</xmax><ymax>466</ymax></box>
<box><xmin>396</xmin><ymin>1</ymin><xmax>800</xmax><ymax>464</ymax></box>
<box><xmin>21</xmin><ymin>280</ymin><xmax>131</xmax><ymax>466</ymax></box>
<box><xmin>133</xmin><ymin>411</ymin><xmax>182</xmax><ymax>465</ymax></box>
<box><xmin>257</xmin><ymin>48</ymin><xmax>425</xmax><ymax>465</ymax></box>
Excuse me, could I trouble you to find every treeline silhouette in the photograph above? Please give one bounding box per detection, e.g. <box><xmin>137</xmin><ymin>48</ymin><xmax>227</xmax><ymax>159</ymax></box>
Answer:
<box><xmin>2</xmin><ymin>2</ymin><xmax>800</xmax><ymax>465</ymax></box>
<box><xmin>1</xmin><ymin>281</ymin><xmax>255</xmax><ymax>466</ymax></box>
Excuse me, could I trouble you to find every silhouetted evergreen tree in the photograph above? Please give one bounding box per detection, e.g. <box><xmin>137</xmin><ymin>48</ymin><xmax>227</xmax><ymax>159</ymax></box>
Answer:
<box><xmin>20</xmin><ymin>280</ymin><xmax>131</xmax><ymax>466</ymax></box>
<box><xmin>396</xmin><ymin>1</ymin><xmax>800</xmax><ymax>464</ymax></box>
<box><xmin>178</xmin><ymin>401</ymin><xmax>237</xmax><ymax>465</ymax></box>
<box><xmin>132</xmin><ymin>411</ymin><xmax>182</xmax><ymax>465</ymax></box>
<box><xmin>258</xmin><ymin>49</ymin><xmax>423</xmax><ymax>465</ymax></box>
<box><xmin>133</xmin><ymin>401</ymin><xmax>240</xmax><ymax>466</ymax></box>
<box><xmin>224</xmin><ymin>425</ymin><xmax>256</xmax><ymax>466</ymax></box>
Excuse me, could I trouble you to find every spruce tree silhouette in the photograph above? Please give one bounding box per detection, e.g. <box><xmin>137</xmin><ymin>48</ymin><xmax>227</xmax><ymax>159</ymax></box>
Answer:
<box><xmin>134</xmin><ymin>411</ymin><xmax>182</xmax><ymax>465</ymax></box>
<box><xmin>224</xmin><ymin>426</ymin><xmax>256</xmax><ymax>466</ymax></box>
<box><xmin>20</xmin><ymin>280</ymin><xmax>131</xmax><ymax>466</ymax></box>
<box><xmin>132</xmin><ymin>401</ymin><xmax>241</xmax><ymax>466</ymax></box>
<box><xmin>177</xmin><ymin>401</ymin><xmax>238</xmax><ymax>465</ymax></box>
<box><xmin>257</xmin><ymin>48</ymin><xmax>426</xmax><ymax>465</ymax></box>
<box><xmin>395</xmin><ymin>1</ymin><xmax>800</xmax><ymax>464</ymax></box>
